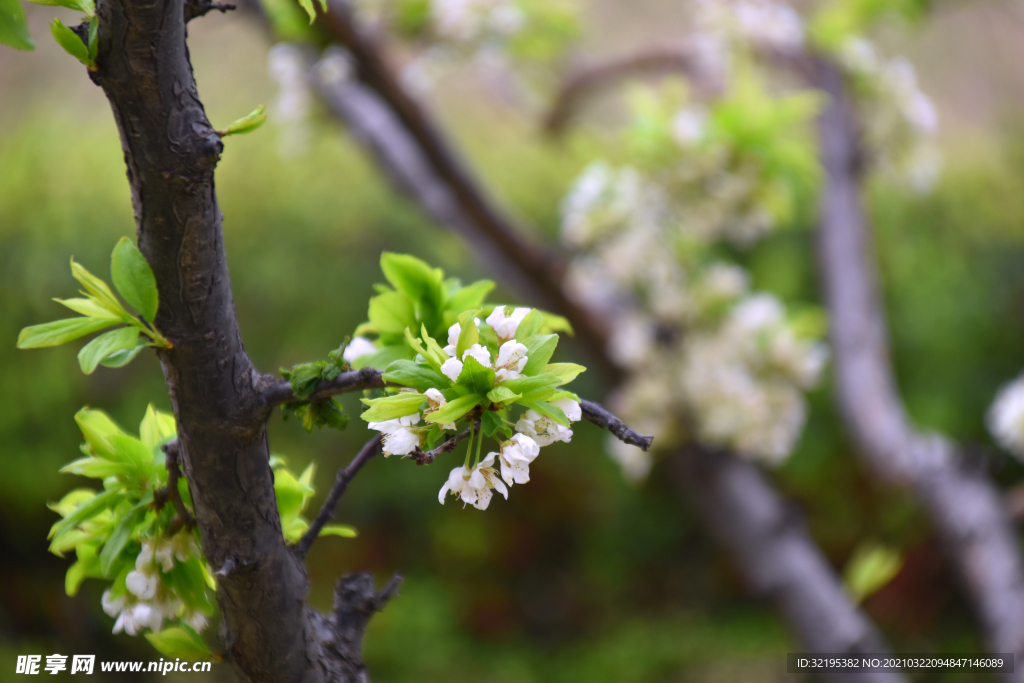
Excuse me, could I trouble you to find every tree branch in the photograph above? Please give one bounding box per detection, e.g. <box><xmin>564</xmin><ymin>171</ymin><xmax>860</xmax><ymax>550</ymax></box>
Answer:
<box><xmin>544</xmin><ymin>43</ymin><xmax>722</xmax><ymax>135</ymax></box>
<box><xmin>580</xmin><ymin>399</ymin><xmax>654</xmax><ymax>451</ymax></box>
<box><xmin>261</xmin><ymin>365</ymin><xmax>386</xmax><ymax>407</ymax></box>
<box><xmin>88</xmin><ymin>0</ymin><xmax>380</xmax><ymax>678</ymax></box>
<box><xmin>296</xmin><ymin>435</ymin><xmax>382</xmax><ymax>558</ymax></box>
<box><xmin>669</xmin><ymin>445</ymin><xmax>906</xmax><ymax>683</ymax></box>
<box><xmin>159</xmin><ymin>440</ymin><xmax>196</xmax><ymax>536</ymax></box>
<box><xmin>409</xmin><ymin>425</ymin><xmax>473</xmax><ymax>465</ymax></box>
<box><xmin>812</xmin><ymin>56</ymin><xmax>1024</xmax><ymax>672</ymax></box>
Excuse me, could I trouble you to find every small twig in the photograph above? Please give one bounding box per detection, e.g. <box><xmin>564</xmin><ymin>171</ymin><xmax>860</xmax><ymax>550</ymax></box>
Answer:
<box><xmin>261</xmin><ymin>366</ymin><xmax>386</xmax><ymax>408</ymax></box>
<box><xmin>409</xmin><ymin>425</ymin><xmax>474</xmax><ymax>465</ymax></box>
<box><xmin>580</xmin><ymin>399</ymin><xmax>654</xmax><ymax>451</ymax></box>
<box><xmin>295</xmin><ymin>435</ymin><xmax>382</xmax><ymax>558</ymax></box>
<box><xmin>184</xmin><ymin>0</ymin><xmax>235</xmax><ymax>21</ymax></box>
<box><xmin>160</xmin><ymin>440</ymin><xmax>196</xmax><ymax>535</ymax></box>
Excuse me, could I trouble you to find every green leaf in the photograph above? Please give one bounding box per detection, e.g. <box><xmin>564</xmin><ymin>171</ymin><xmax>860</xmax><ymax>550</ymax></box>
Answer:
<box><xmin>480</xmin><ymin>411</ymin><xmax>506</xmax><ymax>438</ymax></box>
<box><xmin>403</xmin><ymin>327</ymin><xmax>442</xmax><ymax>370</ymax></box>
<box><xmin>275</xmin><ymin>467</ymin><xmax>313</xmax><ymax>526</ymax></box>
<box><xmin>295</xmin><ymin>0</ymin><xmax>327</xmax><ymax>23</ymax></box>
<box><xmin>219</xmin><ymin>105</ymin><xmax>267</xmax><ymax>136</ymax></box>
<box><xmin>53</xmin><ymin>297</ymin><xmax>122</xmax><ymax>320</ymax></box>
<box><xmin>522</xmin><ymin>400</ymin><xmax>570</xmax><ymax>426</ymax></box>
<box><xmin>78</xmin><ymin>326</ymin><xmax>139</xmax><ymax>374</ymax></box>
<box><xmin>107</xmin><ymin>433</ymin><xmax>155</xmax><ymax>472</ymax></box>
<box><xmin>380</xmin><ymin>252</ymin><xmax>443</xmax><ymax>307</ymax></box>
<box><xmin>87</xmin><ymin>14</ymin><xmax>97</xmax><ymax>58</ymax></box>
<box><xmin>521</xmin><ymin>334</ymin><xmax>557</xmax><ymax>376</ymax></box>
<box><xmin>99</xmin><ymin>506</ymin><xmax>144</xmax><ymax>576</ymax></box>
<box><xmin>445</xmin><ymin>279</ymin><xmax>495</xmax><ymax>313</ymax></box>
<box><xmin>138</xmin><ymin>406</ymin><xmax>176</xmax><ymax>451</ymax></box>
<box><xmin>51</xmin><ymin>18</ymin><xmax>94</xmax><ymax>68</ymax></box>
<box><xmin>355</xmin><ymin>344</ymin><xmax>414</xmax><ymax>371</ymax></box>
<box><xmin>383</xmin><ymin>360</ymin><xmax>450</xmax><ymax>391</ymax></box>
<box><xmin>486</xmin><ymin>386</ymin><xmax>521</xmax><ymax>404</ymax></box>
<box><xmin>368</xmin><ymin>291</ymin><xmax>416</xmax><ymax>334</ymax></box>
<box><xmin>843</xmin><ymin>541</ymin><xmax>903</xmax><ymax>604</ymax></box>
<box><xmin>455</xmin><ymin>309</ymin><xmax>480</xmax><ymax>357</ymax></box>
<box><xmin>99</xmin><ymin>338</ymin><xmax>147</xmax><ymax>368</ymax></box>
<box><xmin>456</xmin><ymin>355</ymin><xmax>495</xmax><ymax>395</ymax></box>
<box><xmin>59</xmin><ymin>457</ymin><xmax>133</xmax><ymax>479</ymax></box>
<box><xmin>319</xmin><ymin>524</ymin><xmax>357</xmax><ymax>538</ymax></box>
<box><xmin>49</xmin><ymin>488</ymin><xmax>100</xmax><ymax>517</ymax></box>
<box><xmin>544</xmin><ymin>363</ymin><xmax>586</xmax><ymax>385</ymax></box>
<box><xmin>420</xmin><ymin>324</ymin><xmax>449</xmax><ymax>362</ymax></box>
<box><xmin>17</xmin><ymin>317</ymin><xmax>118</xmax><ymax>348</ymax></box>
<box><xmin>75</xmin><ymin>408</ymin><xmax>126</xmax><ymax>459</ymax></box>
<box><xmin>65</xmin><ymin>543</ymin><xmax>101</xmax><ymax>595</ymax></box>
<box><xmin>540</xmin><ymin>310</ymin><xmax>574</xmax><ymax>336</ymax></box>
<box><xmin>70</xmin><ymin>258</ymin><xmax>122</xmax><ymax>311</ymax></box>
<box><xmin>0</xmin><ymin>0</ymin><xmax>34</xmax><ymax>50</ymax></box>
<box><xmin>48</xmin><ymin>488</ymin><xmax>122</xmax><ymax>541</ymax></box>
<box><xmin>512</xmin><ymin>309</ymin><xmax>545</xmax><ymax>341</ymax></box>
<box><xmin>146</xmin><ymin>627</ymin><xmax>214</xmax><ymax>661</ymax></box>
<box><xmin>500</xmin><ymin>373</ymin><xmax>562</xmax><ymax>402</ymax></box>
<box><xmin>111</xmin><ymin>237</ymin><xmax>159</xmax><ymax>322</ymax></box>
<box><xmin>424</xmin><ymin>393</ymin><xmax>483</xmax><ymax>424</ymax></box>
<box><xmin>360</xmin><ymin>392</ymin><xmax>426</xmax><ymax>422</ymax></box>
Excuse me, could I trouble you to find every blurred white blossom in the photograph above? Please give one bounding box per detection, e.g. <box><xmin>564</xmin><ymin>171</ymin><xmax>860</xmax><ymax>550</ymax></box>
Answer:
<box><xmin>988</xmin><ymin>375</ymin><xmax>1024</xmax><ymax>459</ymax></box>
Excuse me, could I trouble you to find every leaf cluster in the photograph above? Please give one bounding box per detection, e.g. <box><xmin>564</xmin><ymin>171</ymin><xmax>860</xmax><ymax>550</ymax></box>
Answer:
<box><xmin>18</xmin><ymin>238</ymin><xmax>169</xmax><ymax>374</ymax></box>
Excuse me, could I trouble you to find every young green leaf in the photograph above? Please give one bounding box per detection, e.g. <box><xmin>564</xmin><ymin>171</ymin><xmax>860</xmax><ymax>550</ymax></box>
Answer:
<box><xmin>445</xmin><ymin>279</ymin><xmax>495</xmax><ymax>313</ymax></box>
<box><xmin>99</xmin><ymin>338</ymin><xmax>147</xmax><ymax>368</ymax></box>
<box><xmin>380</xmin><ymin>252</ymin><xmax>444</xmax><ymax>307</ymax></box>
<box><xmin>404</xmin><ymin>327</ymin><xmax>442</xmax><ymax>370</ymax></box>
<box><xmin>500</xmin><ymin>373</ymin><xmax>561</xmax><ymax>402</ymax></box>
<box><xmin>70</xmin><ymin>258</ymin><xmax>122</xmax><ymax>313</ymax></box>
<box><xmin>17</xmin><ymin>317</ymin><xmax>118</xmax><ymax>349</ymax></box>
<box><xmin>27</xmin><ymin>0</ymin><xmax>94</xmax><ymax>14</ymax></box>
<box><xmin>512</xmin><ymin>309</ymin><xmax>545</xmax><ymax>341</ymax></box>
<box><xmin>146</xmin><ymin>627</ymin><xmax>214</xmax><ymax>661</ymax></box>
<box><xmin>218</xmin><ymin>105</ymin><xmax>267</xmax><ymax>137</ymax></box>
<box><xmin>99</xmin><ymin>506</ymin><xmax>144</xmax><ymax>576</ymax></box>
<box><xmin>48</xmin><ymin>488</ymin><xmax>123</xmax><ymax>541</ymax></box>
<box><xmin>78</xmin><ymin>326</ymin><xmax>139</xmax><ymax>374</ymax></box>
<box><xmin>456</xmin><ymin>355</ymin><xmax>495</xmax><ymax>395</ymax></box>
<box><xmin>295</xmin><ymin>0</ymin><xmax>326</xmax><ymax>24</ymax></box>
<box><xmin>420</xmin><ymin>324</ymin><xmax>449</xmax><ymax>362</ymax></box>
<box><xmin>0</xmin><ymin>0</ymin><xmax>34</xmax><ymax>50</ymax></box>
<box><xmin>110</xmin><ymin>237</ymin><xmax>159</xmax><ymax>322</ymax></box>
<box><xmin>368</xmin><ymin>291</ymin><xmax>416</xmax><ymax>334</ymax></box>
<box><xmin>359</xmin><ymin>392</ymin><xmax>426</xmax><ymax>422</ymax></box>
<box><xmin>74</xmin><ymin>408</ymin><xmax>126</xmax><ymax>459</ymax></box>
<box><xmin>383</xmin><ymin>359</ymin><xmax>450</xmax><ymax>391</ymax></box>
<box><xmin>521</xmin><ymin>334</ymin><xmax>558</xmax><ymax>376</ymax></box>
<box><xmin>51</xmin><ymin>18</ymin><xmax>94</xmax><ymax>68</ymax></box>
<box><xmin>319</xmin><ymin>524</ymin><xmax>357</xmax><ymax>538</ymax></box>
<box><xmin>139</xmin><ymin>404</ymin><xmax>176</xmax><ymax>450</ymax></box>
<box><xmin>455</xmin><ymin>309</ymin><xmax>480</xmax><ymax>358</ymax></box>
<box><xmin>54</xmin><ymin>297</ymin><xmax>122</xmax><ymax>320</ymax></box>
<box><xmin>521</xmin><ymin>400</ymin><xmax>570</xmax><ymax>426</ymax></box>
<box><xmin>486</xmin><ymin>386</ymin><xmax>521</xmax><ymax>404</ymax></box>
<box><xmin>544</xmin><ymin>363</ymin><xmax>586</xmax><ymax>385</ymax></box>
<box><xmin>87</xmin><ymin>14</ymin><xmax>97</xmax><ymax>58</ymax></box>
<box><xmin>424</xmin><ymin>393</ymin><xmax>483</xmax><ymax>424</ymax></box>
<box><xmin>480</xmin><ymin>411</ymin><xmax>506</xmax><ymax>438</ymax></box>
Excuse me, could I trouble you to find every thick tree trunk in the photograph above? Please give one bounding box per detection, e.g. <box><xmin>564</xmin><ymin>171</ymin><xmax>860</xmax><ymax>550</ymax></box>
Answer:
<box><xmin>88</xmin><ymin>0</ymin><xmax>384</xmax><ymax>679</ymax></box>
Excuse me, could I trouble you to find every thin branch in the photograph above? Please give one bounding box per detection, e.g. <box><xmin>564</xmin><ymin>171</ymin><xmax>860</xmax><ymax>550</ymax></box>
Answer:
<box><xmin>160</xmin><ymin>440</ymin><xmax>196</xmax><ymax>536</ymax></box>
<box><xmin>295</xmin><ymin>435</ymin><xmax>382</xmax><ymax>558</ymax></box>
<box><xmin>261</xmin><ymin>366</ymin><xmax>386</xmax><ymax>407</ymax></box>
<box><xmin>580</xmin><ymin>399</ymin><xmax>654</xmax><ymax>451</ymax></box>
<box><xmin>184</xmin><ymin>0</ymin><xmax>235</xmax><ymax>21</ymax></box>
<box><xmin>544</xmin><ymin>44</ymin><xmax>722</xmax><ymax>135</ymax></box>
<box><xmin>409</xmin><ymin>426</ymin><xmax>473</xmax><ymax>465</ymax></box>
<box><xmin>812</xmin><ymin>55</ymin><xmax>1024</xmax><ymax>668</ymax></box>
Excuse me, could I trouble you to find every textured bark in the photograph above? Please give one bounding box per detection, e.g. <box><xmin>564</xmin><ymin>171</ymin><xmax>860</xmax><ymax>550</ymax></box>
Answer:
<box><xmin>813</xmin><ymin>57</ymin><xmax>1024</xmax><ymax>677</ymax></box>
<box><xmin>88</xmin><ymin>0</ymin><xmax>382</xmax><ymax>679</ymax></box>
<box><xmin>670</xmin><ymin>446</ymin><xmax>905</xmax><ymax>683</ymax></box>
<box><xmin>302</xmin><ymin>7</ymin><xmax>903</xmax><ymax>672</ymax></box>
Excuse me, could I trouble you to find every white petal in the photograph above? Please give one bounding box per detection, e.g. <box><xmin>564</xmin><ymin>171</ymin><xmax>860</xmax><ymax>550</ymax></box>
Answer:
<box><xmin>491</xmin><ymin>477</ymin><xmax>509</xmax><ymax>500</ymax></box>
<box><xmin>447</xmin><ymin>322</ymin><xmax>462</xmax><ymax>348</ymax></box>
<box><xmin>438</xmin><ymin>481</ymin><xmax>451</xmax><ymax>505</ymax></box>
<box><xmin>441</xmin><ymin>358</ymin><xmax>463</xmax><ymax>383</ymax></box>
<box><xmin>471</xmin><ymin>487</ymin><xmax>492</xmax><ymax>510</ymax></box>
<box><xmin>553</xmin><ymin>398</ymin><xmax>582</xmax><ymax>422</ymax></box>
<box><xmin>384</xmin><ymin>428</ymin><xmax>421</xmax><ymax>456</ymax></box>
<box><xmin>343</xmin><ymin>337</ymin><xmax>377</xmax><ymax>364</ymax></box>
<box><xmin>463</xmin><ymin>344</ymin><xmax>491</xmax><ymax>367</ymax></box>
<box><xmin>112</xmin><ymin>613</ymin><xmax>125</xmax><ymax>634</ymax></box>
<box><xmin>425</xmin><ymin>388</ymin><xmax>446</xmax><ymax>405</ymax></box>
<box><xmin>125</xmin><ymin>571</ymin><xmax>150</xmax><ymax>598</ymax></box>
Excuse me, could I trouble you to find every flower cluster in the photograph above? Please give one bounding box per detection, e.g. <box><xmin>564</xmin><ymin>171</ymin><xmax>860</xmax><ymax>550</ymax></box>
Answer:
<box><xmin>351</xmin><ymin>253</ymin><xmax>586</xmax><ymax>510</ymax></box>
<box><xmin>988</xmin><ymin>374</ymin><xmax>1024</xmax><ymax>460</ymax></box>
<box><xmin>102</xmin><ymin>536</ymin><xmax>206</xmax><ymax>636</ymax></box>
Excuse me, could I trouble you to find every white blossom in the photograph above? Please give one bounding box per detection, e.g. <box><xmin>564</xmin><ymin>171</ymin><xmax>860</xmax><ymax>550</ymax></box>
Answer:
<box><xmin>444</xmin><ymin>319</ymin><xmax>481</xmax><ymax>357</ymax></box>
<box><xmin>368</xmin><ymin>413</ymin><xmax>423</xmax><ymax>456</ymax></box>
<box><xmin>486</xmin><ymin>306</ymin><xmax>532</xmax><ymax>341</ymax></box>
<box><xmin>343</xmin><ymin>337</ymin><xmax>377</xmax><ymax>364</ymax></box>
<box><xmin>552</xmin><ymin>398</ymin><xmax>582</xmax><ymax>422</ymax></box>
<box><xmin>438</xmin><ymin>453</ymin><xmax>508</xmax><ymax>509</ymax></box>
<box><xmin>183</xmin><ymin>610</ymin><xmax>208</xmax><ymax>633</ymax></box>
<box><xmin>988</xmin><ymin>375</ymin><xmax>1024</xmax><ymax>459</ymax></box>
<box><xmin>126</xmin><ymin>569</ymin><xmax>158</xmax><ymax>601</ymax></box>
<box><xmin>463</xmin><ymin>343</ymin><xmax>492</xmax><ymax>367</ymax></box>
<box><xmin>494</xmin><ymin>340</ymin><xmax>528</xmax><ymax>381</ymax></box>
<box><xmin>424</xmin><ymin>389</ymin><xmax>457</xmax><ymax>430</ymax></box>
<box><xmin>516</xmin><ymin>409</ymin><xmax>573</xmax><ymax>446</ymax></box>
<box><xmin>497</xmin><ymin>433</ymin><xmax>540</xmax><ymax>485</ymax></box>
<box><xmin>441</xmin><ymin>357</ymin><xmax>463</xmax><ymax>383</ymax></box>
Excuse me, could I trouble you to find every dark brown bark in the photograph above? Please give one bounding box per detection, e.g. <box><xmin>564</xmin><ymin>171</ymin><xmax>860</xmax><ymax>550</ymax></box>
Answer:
<box><xmin>88</xmin><ymin>0</ymin><xmax>384</xmax><ymax>679</ymax></box>
<box><xmin>813</xmin><ymin>57</ymin><xmax>1024</xmax><ymax>677</ymax></box>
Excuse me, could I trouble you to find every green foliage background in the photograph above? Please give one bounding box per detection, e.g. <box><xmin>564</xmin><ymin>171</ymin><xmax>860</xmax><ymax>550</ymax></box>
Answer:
<box><xmin>2</xmin><ymin>5</ymin><xmax>1024</xmax><ymax>681</ymax></box>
